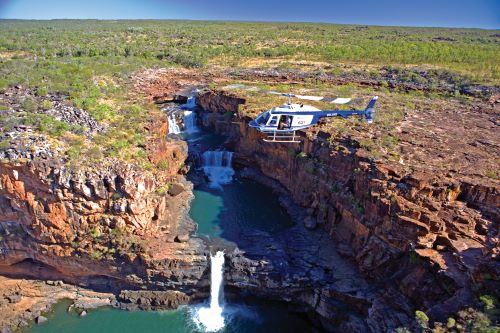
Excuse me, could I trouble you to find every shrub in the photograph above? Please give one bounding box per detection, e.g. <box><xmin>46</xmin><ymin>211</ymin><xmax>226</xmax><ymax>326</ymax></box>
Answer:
<box><xmin>41</xmin><ymin>100</ymin><xmax>53</xmax><ymax>109</ymax></box>
<box><xmin>157</xmin><ymin>159</ymin><xmax>169</xmax><ymax>170</ymax></box>
<box><xmin>65</xmin><ymin>136</ymin><xmax>84</xmax><ymax>159</ymax></box>
<box><xmin>127</xmin><ymin>105</ymin><xmax>142</xmax><ymax>115</ymax></box>
<box><xmin>38</xmin><ymin>116</ymin><xmax>69</xmax><ymax>136</ymax></box>
<box><xmin>415</xmin><ymin>310</ymin><xmax>429</xmax><ymax>328</ymax></box>
<box><xmin>0</xmin><ymin>139</ymin><xmax>10</xmax><ymax>150</ymax></box>
<box><xmin>36</xmin><ymin>86</ymin><xmax>48</xmax><ymax>96</ymax></box>
<box><xmin>22</xmin><ymin>97</ymin><xmax>37</xmax><ymax>112</ymax></box>
<box><xmin>90</xmin><ymin>226</ymin><xmax>101</xmax><ymax>239</ymax></box>
<box><xmin>90</xmin><ymin>104</ymin><xmax>114</xmax><ymax>121</ymax></box>
<box><xmin>85</xmin><ymin>146</ymin><xmax>103</xmax><ymax>162</ymax></box>
<box><xmin>105</xmin><ymin>139</ymin><xmax>130</xmax><ymax>157</ymax></box>
<box><xmin>297</xmin><ymin>151</ymin><xmax>308</xmax><ymax>158</ymax></box>
<box><xmin>24</xmin><ymin>114</ymin><xmax>69</xmax><ymax>137</ymax></box>
<box><xmin>90</xmin><ymin>249</ymin><xmax>104</xmax><ymax>260</ymax></box>
<box><xmin>480</xmin><ymin>295</ymin><xmax>495</xmax><ymax>310</ymax></box>
<box><xmin>156</xmin><ymin>184</ymin><xmax>170</xmax><ymax>195</ymax></box>
<box><xmin>485</xmin><ymin>170</ymin><xmax>498</xmax><ymax>179</ymax></box>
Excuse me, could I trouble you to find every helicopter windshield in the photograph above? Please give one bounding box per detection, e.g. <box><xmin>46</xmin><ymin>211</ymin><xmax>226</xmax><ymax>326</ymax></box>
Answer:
<box><xmin>256</xmin><ymin>111</ymin><xmax>271</xmax><ymax>125</ymax></box>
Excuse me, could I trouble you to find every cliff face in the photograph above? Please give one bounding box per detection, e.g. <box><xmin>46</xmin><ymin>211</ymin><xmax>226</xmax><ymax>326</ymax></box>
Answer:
<box><xmin>0</xmin><ymin>112</ymin><xmax>209</xmax><ymax>293</ymax></box>
<box><xmin>197</xmin><ymin>90</ymin><xmax>499</xmax><ymax>324</ymax></box>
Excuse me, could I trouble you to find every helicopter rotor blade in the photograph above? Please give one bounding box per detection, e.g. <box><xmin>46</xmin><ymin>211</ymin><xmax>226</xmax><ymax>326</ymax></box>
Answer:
<box><xmin>329</xmin><ymin>97</ymin><xmax>352</xmax><ymax>104</ymax></box>
<box><xmin>294</xmin><ymin>94</ymin><xmax>324</xmax><ymax>101</ymax></box>
<box><xmin>268</xmin><ymin>91</ymin><xmax>295</xmax><ymax>97</ymax></box>
<box><xmin>222</xmin><ymin>84</ymin><xmax>366</xmax><ymax>105</ymax></box>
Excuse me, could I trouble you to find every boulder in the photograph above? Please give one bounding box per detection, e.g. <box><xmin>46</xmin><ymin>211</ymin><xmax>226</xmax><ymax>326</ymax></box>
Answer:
<box><xmin>175</xmin><ymin>234</ymin><xmax>189</xmax><ymax>243</ymax></box>
<box><xmin>167</xmin><ymin>183</ymin><xmax>185</xmax><ymax>197</ymax></box>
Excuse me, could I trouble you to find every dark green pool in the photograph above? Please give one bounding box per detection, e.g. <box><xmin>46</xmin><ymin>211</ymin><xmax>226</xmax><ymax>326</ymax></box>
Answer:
<box><xmin>190</xmin><ymin>178</ymin><xmax>292</xmax><ymax>238</ymax></box>
<box><xmin>27</xmin><ymin>300</ymin><xmax>314</xmax><ymax>333</ymax></box>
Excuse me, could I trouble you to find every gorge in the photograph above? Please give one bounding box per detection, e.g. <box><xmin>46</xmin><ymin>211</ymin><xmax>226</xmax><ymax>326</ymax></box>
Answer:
<box><xmin>0</xmin><ymin>70</ymin><xmax>498</xmax><ymax>333</ymax></box>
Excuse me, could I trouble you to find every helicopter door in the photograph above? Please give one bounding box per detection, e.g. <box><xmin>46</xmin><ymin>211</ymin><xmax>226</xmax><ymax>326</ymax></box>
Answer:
<box><xmin>278</xmin><ymin>115</ymin><xmax>293</xmax><ymax>129</ymax></box>
<box><xmin>267</xmin><ymin>115</ymin><xmax>279</xmax><ymax>127</ymax></box>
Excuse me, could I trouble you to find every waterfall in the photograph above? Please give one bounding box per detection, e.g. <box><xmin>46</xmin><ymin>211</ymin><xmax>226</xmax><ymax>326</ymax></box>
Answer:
<box><xmin>168</xmin><ymin>113</ymin><xmax>181</xmax><ymax>135</ymax></box>
<box><xmin>202</xmin><ymin>151</ymin><xmax>234</xmax><ymax>188</ymax></box>
<box><xmin>182</xmin><ymin>95</ymin><xmax>197</xmax><ymax>109</ymax></box>
<box><xmin>193</xmin><ymin>251</ymin><xmax>225</xmax><ymax>332</ymax></box>
<box><xmin>183</xmin><ymin>110</ymin><xmax>198</xmax><ymax>132</ymax></box>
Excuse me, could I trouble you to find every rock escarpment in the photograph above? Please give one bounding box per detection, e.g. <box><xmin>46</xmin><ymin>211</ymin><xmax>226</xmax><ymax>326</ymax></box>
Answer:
<box><xmin>0</xmin><ymin>88</ymin><xmax>211</xmax><ymax>331</ymax></box>
<box><xmin>197</xmin><ymin>89</ymin><xmax>499</xmax><ymax>330</ymax></box>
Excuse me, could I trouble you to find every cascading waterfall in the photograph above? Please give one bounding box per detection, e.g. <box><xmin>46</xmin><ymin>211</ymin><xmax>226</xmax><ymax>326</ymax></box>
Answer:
<box><xmin>202</xmin><ymin>151</ymin><xmax>234</xmax><ymax>188</ymax></box>
<box><xmin>182</xmin><ymin>96</ymin><xmax>198</xmax><ymax>132</ymax></box>
<box><xmin>182</xmin><ymin>95</ymin><xmax>197</xmax><ymax>109</ymax></box>
<box><xmin>168</xmin><ymin>112</ymin><xmax>181</xmax><ymax>135</ymax></box>
<box><xmin>193</xmin><ymin>251</ymin><xmax>226</xmax><ymax>332</ymax></box>
<box><xmin>167</xmin><ymin>96</ymin><xmax>198</xmax><ymax>134</ymax></box>
<box><xmin>183</xmin><ymin>110</ymin><xmax>198</xmax><ymax>132</ymax></box>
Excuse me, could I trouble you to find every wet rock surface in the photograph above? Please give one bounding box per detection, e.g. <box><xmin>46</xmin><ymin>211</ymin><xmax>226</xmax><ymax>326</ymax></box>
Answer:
<box><xmin>117</xmin><ymin>290</ymin><xmax>191</xmax><ymax>310</ymax></box>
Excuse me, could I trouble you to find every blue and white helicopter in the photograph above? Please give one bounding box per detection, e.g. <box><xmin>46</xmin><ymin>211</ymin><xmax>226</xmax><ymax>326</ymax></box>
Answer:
<box><xmin>248</xmin><ymin>92</ymin><xmax>378</xmax><ymax>143</ymax></box>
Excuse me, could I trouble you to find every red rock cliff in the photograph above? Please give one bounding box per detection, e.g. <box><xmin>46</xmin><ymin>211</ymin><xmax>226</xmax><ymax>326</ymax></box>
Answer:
<box><xmin>197</xmin><ymin>89</ymin><xmax>499</xmax><ymax>322</ymax></box>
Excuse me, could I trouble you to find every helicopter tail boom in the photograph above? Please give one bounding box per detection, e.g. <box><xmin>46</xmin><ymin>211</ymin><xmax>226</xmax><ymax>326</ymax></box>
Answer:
<box><xmin>318</xmin><ymin>96</ymin><xmax>378</xmax><ymax>123</ymax></box>
<box><xmin>364</xmin><ymin>96</ymin><xmax>378</xmax><ymax>124</ymax></box>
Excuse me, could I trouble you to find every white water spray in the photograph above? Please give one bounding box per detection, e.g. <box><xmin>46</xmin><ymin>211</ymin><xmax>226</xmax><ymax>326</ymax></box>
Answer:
<box><xmin>202</xmin><ymin>151</ymin><xmax>234</xmax><ymax>188</ymax></box>
<box><xmin>168</xmin><ymin>113</ymin><xmax>181</xmax><ymax>135</ymax></box>
<box><xmin>193</xmin><ymin>251</ymin><xmax>225</xmax><ymax>332</ymax></box>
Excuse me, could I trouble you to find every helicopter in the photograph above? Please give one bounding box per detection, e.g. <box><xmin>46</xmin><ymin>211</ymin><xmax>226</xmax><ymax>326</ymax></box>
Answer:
<box><xmin>248</xmin><ymin>92</ymin><xmax>378</xmax><ymax>143</ymax></box>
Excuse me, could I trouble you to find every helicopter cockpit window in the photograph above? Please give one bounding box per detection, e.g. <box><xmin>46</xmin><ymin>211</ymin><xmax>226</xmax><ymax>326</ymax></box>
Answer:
<box><xmin>256</xmin><ymin>111</ymin><xmax>270</xmax><ymax>125</ymax></box>
<box><xmin>268</xmin><ymin>115</ymin><xmax>279</xmax><ymax>126</ymax></box>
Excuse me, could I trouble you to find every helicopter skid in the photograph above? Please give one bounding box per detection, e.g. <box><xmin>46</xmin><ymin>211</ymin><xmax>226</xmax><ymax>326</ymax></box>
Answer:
<box><xmin>263</xmin><ymin>131</ymin><xmax>300</xmax><ymax>143</ymax></box>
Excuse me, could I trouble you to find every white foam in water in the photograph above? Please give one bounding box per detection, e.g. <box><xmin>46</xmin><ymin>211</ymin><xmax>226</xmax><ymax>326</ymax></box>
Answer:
<box><xmin>193</xmin><ymin>251</ymin><xmax>225</xmax><ymax>332</ymax></box>
<box><xmin>202</xmin><ymin>151</ymin><xmax>234</xmax><ymax>188</ymax></box>
<box><xmin>168</xmin><ymin>113</ymin><xmax>181</xmax><ymax>134</ymax></box>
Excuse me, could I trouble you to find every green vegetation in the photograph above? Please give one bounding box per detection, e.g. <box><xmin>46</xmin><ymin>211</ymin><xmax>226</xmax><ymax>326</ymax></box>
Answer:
<box><xmin>0</xmin><ymin>20</ymin><xmax>497</xmax><ymax>83</ymax></box>
<box><xmin>23</xmin><ymin>113</ymin><xmax>70</xmax><ymax>137</ymax></box>
<box><xmin>35</xmin><ymin>86</ymin><xmax>48</xmax><ymax>96</ymax></box>
<box><xmin>74</xmin><ymin>223</ymin><xmax>148</xmax><ymax>261</ymax></box>
<box><xmin>415</xmin><ymin>310</ymin><xmax>430</xmax><ymax>329</ymax></box>
<box><xmin>156</xmin><ymin>183</ymin><xmax>171</xmax><ymax>195</ymax></box>
<box><xmin>40</xmin><ymin>99</ymin><xmax>53</xmax><ymax>109</ymax></box>
<box><xmin>485</xmin><ymin>170</ymin><xmax>498</xmax><ymax>180</ymax></box>
<box><xmin>480</xmin><ymin>295</ymin><xmax>496</xmax><ymax>311</ymax></box>
<box><xmin>157</xmin><ymin>159</ymin><xmax>169</xmax><ymax>171</ymax></box>
<box><xmin>297</xmin><ymin>151</ymin><xmax>308</xmax><ymax>159</ymax></box>
<box><xmin>0</xmin><ymin>20</ymin><xmax>498</xmax><ymax>169</ymax></box>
